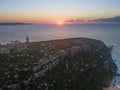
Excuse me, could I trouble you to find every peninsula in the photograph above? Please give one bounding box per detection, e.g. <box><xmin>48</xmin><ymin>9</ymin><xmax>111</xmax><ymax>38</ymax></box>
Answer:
<box><xmin>0</xmin><ymin>38</ymin><xmax>117</xmax><ymax>90</ymax></box>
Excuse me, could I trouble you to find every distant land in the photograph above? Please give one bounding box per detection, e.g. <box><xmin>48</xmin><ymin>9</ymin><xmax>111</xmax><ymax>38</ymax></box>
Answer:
<box><xmin>0</xmin><ymin>22</ymin><xmax>34</xmax><ymax>25</ymax></box>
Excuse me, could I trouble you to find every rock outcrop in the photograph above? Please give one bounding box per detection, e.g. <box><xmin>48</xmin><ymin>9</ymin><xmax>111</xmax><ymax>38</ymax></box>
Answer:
<box><xmin>30</xmin><ymin>38</ymin><xmax>117</xmax><ymax>90</ymax></box>
<box><xmin>0</xmin><ymin>38</ymin><xmax>117</xmax><ymax>90</ymax></box>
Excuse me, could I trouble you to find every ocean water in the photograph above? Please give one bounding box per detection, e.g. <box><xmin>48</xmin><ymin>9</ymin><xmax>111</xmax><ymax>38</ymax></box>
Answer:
<box><xmin>0</xmin><ymin>24</ymin><xmax>120</xmax><ymax>87</ymax></box>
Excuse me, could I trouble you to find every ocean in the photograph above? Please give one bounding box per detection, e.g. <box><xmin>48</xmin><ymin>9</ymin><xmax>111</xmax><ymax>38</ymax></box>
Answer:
<box><xmin>0</xmin><ymin>24</ymin><xmax>120</xmax><ymax>87</ymax></box>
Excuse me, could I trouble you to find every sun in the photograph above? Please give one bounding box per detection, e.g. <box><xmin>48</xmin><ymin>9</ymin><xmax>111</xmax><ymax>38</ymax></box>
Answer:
<box><xmin>58</xmin><ymin>21</ymin><xmax>63</xmax><ymax>25</ymax></box>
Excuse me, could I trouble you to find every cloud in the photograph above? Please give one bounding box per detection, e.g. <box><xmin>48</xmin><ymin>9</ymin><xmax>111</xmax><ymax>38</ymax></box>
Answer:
<box><xmin>89</xmin><ymin>16</ymin><xmax>120</xmax><ymax>23</ymax></box>
<box><xmin>66</xmin><ymin>16</ymin><xmax>120</xmax><ymax>24</ymax></box>
<box><xmin>66</xmin><ymin>19</ymin><xmax>85</xmax><ymax>23</ymax></box>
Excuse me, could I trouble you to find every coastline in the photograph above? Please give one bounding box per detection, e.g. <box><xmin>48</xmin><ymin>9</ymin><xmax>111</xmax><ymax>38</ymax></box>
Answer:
<box><xmin>104</xmin><ymin>85</ymin><xmax>120</xmax><ymax>90</ymax></box>
<box><xmin>0</xmin><ymin>37</ymin><xmax>118</xmax><ymax>90</ymax></box>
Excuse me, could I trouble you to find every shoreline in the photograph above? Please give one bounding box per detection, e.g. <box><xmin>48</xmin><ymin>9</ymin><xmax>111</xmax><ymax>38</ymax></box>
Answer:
<box><xmin>111</xmin><ymin>46</ymin><xmax>120</xmax><ymax>89</ymax></box>
<box><xmin>0</xmin><ymin>37</ymin><xmax>118</xmax><ymax>90</ymax></box>
<box><xmin>104</xmin><ymin>84</ymin><xmax>120</xmax><ymax>90</ymax></box>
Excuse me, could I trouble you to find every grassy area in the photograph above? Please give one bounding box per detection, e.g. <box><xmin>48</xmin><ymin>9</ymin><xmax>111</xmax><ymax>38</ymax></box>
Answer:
<box><xmin>0</xmin><ymin>38</ymin><xmax>117</xmax><ymax>90</ymax></box>
<box><xmin>35</xmin><ymin>51</ymin><xmax>116</xmax><ymax>90</ymax></box>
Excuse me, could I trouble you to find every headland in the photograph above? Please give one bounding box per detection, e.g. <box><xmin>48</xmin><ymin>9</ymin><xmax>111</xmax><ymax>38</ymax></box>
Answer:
<box><xmin>0</xmin><ymin>37</ymin><xmax>117</xmax><ymax>90</ymax></box>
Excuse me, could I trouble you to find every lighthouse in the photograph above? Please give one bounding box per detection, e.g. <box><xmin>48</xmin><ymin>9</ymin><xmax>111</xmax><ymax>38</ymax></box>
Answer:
<box><xmin>26</xmin><ymin>36</ymin><xmax>29</xmax><ymax>44</ymax></box>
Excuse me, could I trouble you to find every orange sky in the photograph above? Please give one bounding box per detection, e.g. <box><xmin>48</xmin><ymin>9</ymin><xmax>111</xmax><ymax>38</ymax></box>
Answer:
<box><xmin>0</xmin><ymin>0</ymin><xmax>120</xmax><ymax>24</ymax></box>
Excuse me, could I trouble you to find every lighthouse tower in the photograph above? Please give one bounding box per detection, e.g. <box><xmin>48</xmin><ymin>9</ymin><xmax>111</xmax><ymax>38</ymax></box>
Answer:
<box><xmin>26</xmin><ymin>36</ymin><xmax>29</xmax><ymax>44</ymax></box>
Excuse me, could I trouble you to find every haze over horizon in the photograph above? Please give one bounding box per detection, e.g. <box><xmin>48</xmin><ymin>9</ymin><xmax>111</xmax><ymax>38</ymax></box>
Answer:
<box><xmin>0</xmin><ymin>0</ymin><xmax>120</xmax><ymax>24</ymax></box>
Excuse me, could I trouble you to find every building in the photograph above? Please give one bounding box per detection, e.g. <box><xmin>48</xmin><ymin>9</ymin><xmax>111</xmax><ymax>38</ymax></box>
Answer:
<box><xmin>10</xmin><ymin>40</ymin><xmax>21</xmax><ymax>46</ymax></box>
<box><xmin>0</xmin><ymin>44</ymin><xmax>13</xmax><ymax>53</ymax></box>
<box><xmin>0</xmin><ymin>37</ymin><xmax>29</xmax><ymax>53</ymax></box>
<box><xmin>26</xmin><ymin>36</ymin><xmax>29</xmax><ymax>45</ymax></box>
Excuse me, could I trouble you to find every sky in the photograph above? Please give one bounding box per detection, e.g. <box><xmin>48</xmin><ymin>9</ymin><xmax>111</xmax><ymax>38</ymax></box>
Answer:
<box><xmin>0</xmin><ymin>0</ymin><xmax>120</xmax><ymax>23</ymax></box>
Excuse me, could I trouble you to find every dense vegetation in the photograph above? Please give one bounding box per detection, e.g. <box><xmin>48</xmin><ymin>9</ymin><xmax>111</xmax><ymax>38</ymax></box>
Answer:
<box><xmin>32</xmin><ymin>49</ymin><xmax>117</xmax><ymax>90</ymax></box>
<box><xmin>0</xmin><ymin>38</ymin><xmax>117</xmax><ymax>90</ymax></box>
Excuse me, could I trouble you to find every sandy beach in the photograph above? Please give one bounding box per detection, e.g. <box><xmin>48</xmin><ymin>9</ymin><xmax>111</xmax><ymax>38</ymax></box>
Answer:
<box><xmin>104</xmin><ymin>85</ymin><xmax>120</xmax><ymax>90</ymax></box>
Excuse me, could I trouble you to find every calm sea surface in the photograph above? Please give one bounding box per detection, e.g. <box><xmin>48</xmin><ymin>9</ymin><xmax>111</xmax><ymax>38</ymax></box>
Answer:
<box><xmin>0</xmin><ymin>24</ymin><xmax>120</xmax><ymax>87</ymax></box>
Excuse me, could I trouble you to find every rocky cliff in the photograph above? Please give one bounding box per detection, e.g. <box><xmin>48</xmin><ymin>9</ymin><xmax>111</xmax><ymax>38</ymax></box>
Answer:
<box><xmin>0</xmin><ymin>38</ymin><xmax>117</xmax><ymax>90</ymax></box>
<box><xmin>29</xmin><ymin>38</ymin><xmax>117</xmax><ymax>90</ymax></box>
